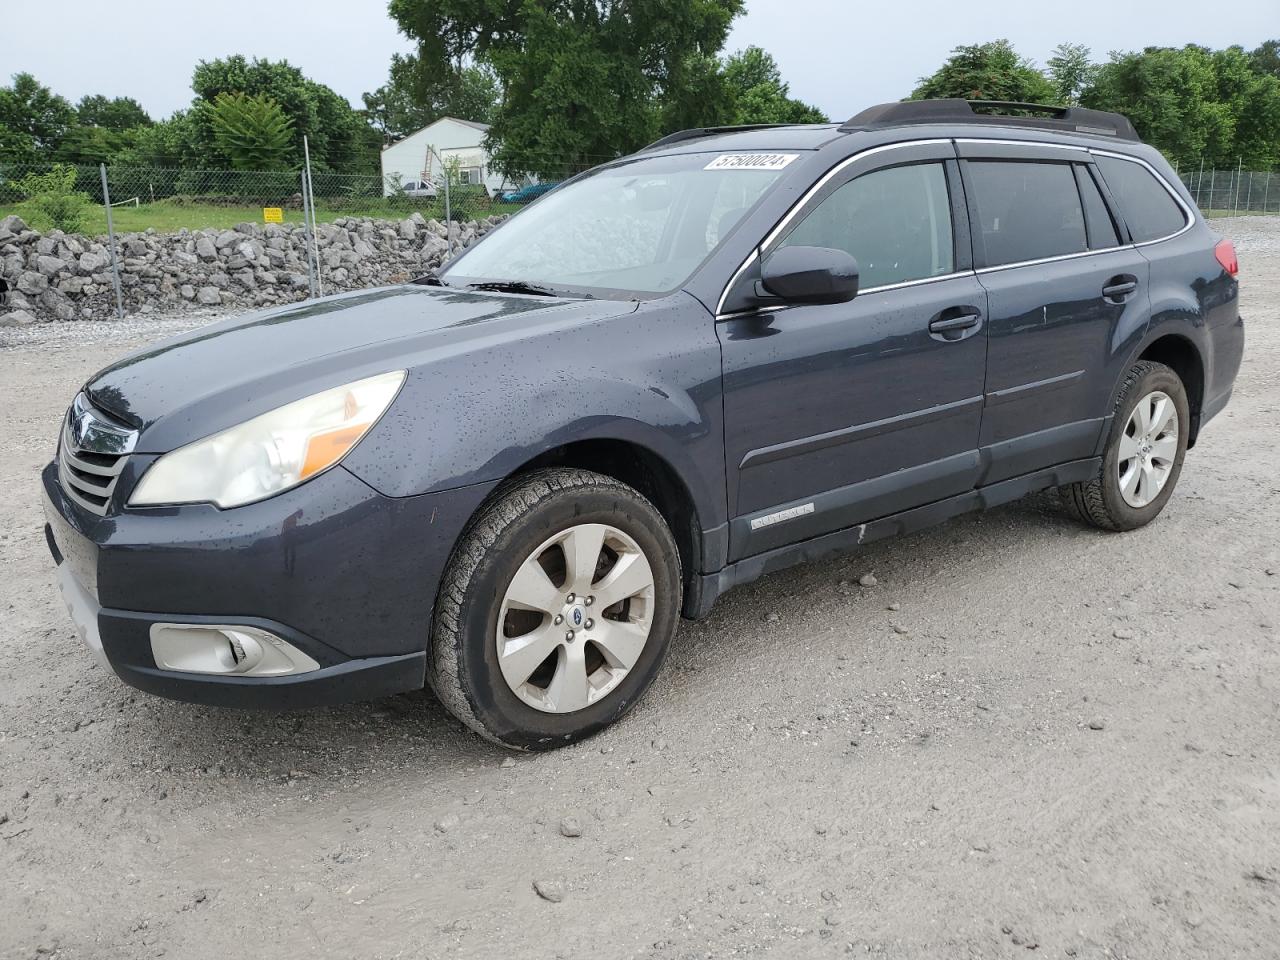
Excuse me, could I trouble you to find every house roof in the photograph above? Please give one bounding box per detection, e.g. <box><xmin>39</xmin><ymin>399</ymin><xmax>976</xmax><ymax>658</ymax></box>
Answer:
<box><xmin>382</xmin><ymin>116</ymin><xmax>491</xmax><ymax>150</ymax></box>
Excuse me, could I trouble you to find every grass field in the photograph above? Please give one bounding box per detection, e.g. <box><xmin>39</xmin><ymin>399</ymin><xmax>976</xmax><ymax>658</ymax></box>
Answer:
<box><xmin>1</xmin><ymin>197</ymin><xmax>520</xmax><ymax>236</ymax></box>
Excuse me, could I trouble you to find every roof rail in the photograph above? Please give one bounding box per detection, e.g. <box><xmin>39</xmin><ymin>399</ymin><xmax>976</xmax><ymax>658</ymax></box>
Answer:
<box><xmin>840</xmin><ymin>99</ymin><xmax>1139</xmax><ymax>141</ymax></box>
<box><xmin>641</xmin><ymin>123</ymin><xmax>797</xmax><ymax>152</ymax></box>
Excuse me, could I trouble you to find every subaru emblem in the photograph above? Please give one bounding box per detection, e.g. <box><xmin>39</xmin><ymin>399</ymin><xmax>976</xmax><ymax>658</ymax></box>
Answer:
<box><xmin>74</xmin><ymin>411</ymin><xmax>94</xmax><ymax>447</ymax></box>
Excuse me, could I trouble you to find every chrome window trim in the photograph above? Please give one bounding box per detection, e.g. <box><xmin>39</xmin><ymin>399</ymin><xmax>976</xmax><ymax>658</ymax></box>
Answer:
<box><xmin>858</xmin><ymin>270</ymin><xmax>974</xmax><ymax>294</ymax></box>
<box><xmin>717</xmin><ymin>249</ymin><xmax>760</xmax><ymax>316</ymax></box>
<box><xmin>713</xmin><ymin>135</ymin><xmax>1195</xmax><ymax>319</ymax></box>
<box><xmin>954</xmin><ymin>137</ymin><xmax>1088</xmax><ymax>153</ymax></box>
<box><xmin>974</xmin><ymin>245</ymin><xmax>1130</xmax><ymax>276</ymax></box>
<box><xmin>714</xmin><ymin>139</ymin><xmax>952</xmax><ymax>315</ymax></box>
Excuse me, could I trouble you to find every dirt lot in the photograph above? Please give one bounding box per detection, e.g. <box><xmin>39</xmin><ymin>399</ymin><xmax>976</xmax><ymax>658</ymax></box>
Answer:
<box><xmin>1</xmin><ymin>218</ymin><xmax>1278</xmax><ymax>960</ymax></box>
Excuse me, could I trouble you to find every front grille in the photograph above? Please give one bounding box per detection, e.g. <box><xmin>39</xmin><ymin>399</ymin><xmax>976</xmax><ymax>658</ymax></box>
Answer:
<box><xmin>57</xmin><ymin>394</ymin><xmax>137</xmax><ymax>517</ymax></box>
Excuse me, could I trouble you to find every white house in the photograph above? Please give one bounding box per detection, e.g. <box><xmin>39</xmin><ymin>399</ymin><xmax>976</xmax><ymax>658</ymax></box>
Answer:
<box><xmin>380</xmin><ymin>117</ymin><xmax>516</xmax><ymax>198</ymax></box>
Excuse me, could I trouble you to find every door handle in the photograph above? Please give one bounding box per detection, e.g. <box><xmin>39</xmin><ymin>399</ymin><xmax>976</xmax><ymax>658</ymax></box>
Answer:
<box><xmin>1102</xmin><ymin>275</ymin><xmax>1138</xmax><ymax>303</ymax></box>
<box><xmin>928</xmin><ymin>307</ymin><xmax>983</xmax><ymax>341</ymax></box>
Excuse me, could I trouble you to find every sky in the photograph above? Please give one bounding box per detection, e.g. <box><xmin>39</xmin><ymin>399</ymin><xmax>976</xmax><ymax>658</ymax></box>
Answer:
<box><xmin>4</xmin><ymin>0</ymin><xmax>1277</xmax><ymax>124</ymax></box>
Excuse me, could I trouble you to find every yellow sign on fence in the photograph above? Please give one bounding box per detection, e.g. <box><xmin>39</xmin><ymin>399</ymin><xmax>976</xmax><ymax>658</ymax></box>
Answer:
<box><xmin>262</xmin><ymin>207</ymin><xmax>284</xmax><ymax>223</ymax></box>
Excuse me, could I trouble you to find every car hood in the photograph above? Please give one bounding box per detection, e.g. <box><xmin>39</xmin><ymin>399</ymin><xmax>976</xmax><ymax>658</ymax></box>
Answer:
<box><xmin>84</xmin><ymin>285</ymin><xmax>634</xmax><ymax>452</ymax></box>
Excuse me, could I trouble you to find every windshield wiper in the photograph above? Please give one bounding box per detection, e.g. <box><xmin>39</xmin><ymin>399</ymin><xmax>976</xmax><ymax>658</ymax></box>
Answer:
<box><xmin>467</xmin><ymin>280</ymin><xmax>573</xmax><ymax>298</ymax></box>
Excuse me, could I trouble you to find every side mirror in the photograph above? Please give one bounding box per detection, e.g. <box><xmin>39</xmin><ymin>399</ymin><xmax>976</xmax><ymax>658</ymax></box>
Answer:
<box><xmin>759</xmin><ymin>246</ymin><xmax>859</xmax><ymax>305</ymax></box>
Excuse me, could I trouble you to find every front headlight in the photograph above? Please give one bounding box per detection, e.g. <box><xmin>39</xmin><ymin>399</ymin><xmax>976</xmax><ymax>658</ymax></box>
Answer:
<box><xmin>129</xmin><ymin>371</ymin><xmax>405</xmax><ymax>509</ymax></box>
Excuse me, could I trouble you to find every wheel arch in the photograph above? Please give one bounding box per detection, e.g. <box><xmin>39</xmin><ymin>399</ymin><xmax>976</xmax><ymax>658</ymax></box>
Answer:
<box><xmin>506</xmin><ymin>438</ymin><xmax>706</xmax><ymax>599</ymax></box>
<box><xmin>1135</xmin><ymin>333</ymin><xmax>1206</xmax><ymax>447</ymax></box>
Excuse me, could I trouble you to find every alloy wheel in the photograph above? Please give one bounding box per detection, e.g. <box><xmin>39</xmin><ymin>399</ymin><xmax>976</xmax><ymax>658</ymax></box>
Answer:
<box><xmin>496</xmin><ymin>523</ymin><xmax>655</xmax><ymax>713</ymax></box>
<box><xmin>1118</xmin><ymin>390</ymin><xmax>1179</xmax><ymax>508</ymax></box>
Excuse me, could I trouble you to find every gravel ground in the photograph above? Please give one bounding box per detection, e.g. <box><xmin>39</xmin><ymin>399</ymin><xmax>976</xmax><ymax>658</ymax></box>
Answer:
<box><xmin>1</xmin><ymin>217</ymin><xmax>1277</xmax><ymax>960</ymax></box>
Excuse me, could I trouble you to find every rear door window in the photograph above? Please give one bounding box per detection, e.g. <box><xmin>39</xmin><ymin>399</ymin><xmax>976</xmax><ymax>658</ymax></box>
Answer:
<box><xmin>777</xmin><ymin>162</ymin><xmax>954</xmax><ymax>289</ymax></box>
<box><xmin>1094</xmin><ymin>155</ymin><xmax>1188</xmax><ymax>242</ymax></box>
<box><xmin>965</xmin><ymin>161</ymin><xmax>1087</xmax><ymax>266</ymax></box>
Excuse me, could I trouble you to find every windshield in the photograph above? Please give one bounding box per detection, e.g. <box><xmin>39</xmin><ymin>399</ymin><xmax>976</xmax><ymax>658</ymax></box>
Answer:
<box><xmin>440</xmin><ymin>152</ymin><xmax>795</xmax><ymax>298</ymax></box>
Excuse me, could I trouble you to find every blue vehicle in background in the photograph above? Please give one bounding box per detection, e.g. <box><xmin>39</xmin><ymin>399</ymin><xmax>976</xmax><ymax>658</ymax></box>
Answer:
<box><xmin>500</xmin><ymin>181</ymin><xmax>560</xmax><ymax>203</ymax></box>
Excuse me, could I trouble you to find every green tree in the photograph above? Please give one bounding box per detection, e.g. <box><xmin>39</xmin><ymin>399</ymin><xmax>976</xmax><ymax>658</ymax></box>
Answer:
<box><xmin>1234</xmin><ymin>70</ymin><xmax>1280</xmax><ymax>170</ymax></box>
<box><xmin>363</xmin><ymin>55</ymin><xmax>500</xmax><ymax>142</ymax></box>
<box><xmin>113</xmin><ymin>111</ymin><xmax>202</xmax><ymax>167</ymax></box>
<box><xmin>53</xmin><ymin>125</ymin><xmax>138</xmax><ymax>165</ymax></box>
<box><xmin>75</xmin><ymin>95</ymin><xmax>152</xmax><ymax>132</ymax></box>
<box><xmin>0</xmin><ymin>124</ymin><xmax>36</xmax><ymax>161</ymax></box>
<box><xmin>1251</xmin><ymin>40</ymin><xmax>1280</xmax><ymax>79</ymax></box>
<box><xmin>0</xmin><ymin>73</ymin><xmax>76</xmax><ymax>154</ymax></box>
<box><xmin>722</xmin><ymin>47</ymin><xmax>827</xmax><ymax>124</ymax></box>
<box><xmin>46</xmin><ymin>94</ymin><xmax>154</xmax><ymax>164</ymax></box>
<box><xmin>1046</xmin><ymin>43</ymin><xmax>1098</xmax><ymax>106</ymax></box>
<box><xmin>912</xmin><ymin>39</ymin><xmax>1057</xmax><ymax>104</ymax></box>
<box><xmin>387</xmin><ymin>0</ymin><xmax>745</xmax><ymax>180</ymax></box>
<box><xmin>1082</xmin><ymin>44</ymin><xmax>1280</xmax><ymax>169</ymax></box>
<box><xmin>208</xmin><ymin>92</ymin><xmax>294</xmax><ymax>169</ymax></box>
<box><xmin>191</xmin><ymin>55</ymin><xmax>373</xmax><ymax>171</ymax></box>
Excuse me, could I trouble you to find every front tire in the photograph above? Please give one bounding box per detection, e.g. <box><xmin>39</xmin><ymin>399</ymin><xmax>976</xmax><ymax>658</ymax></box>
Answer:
<box><xmin>429</xmin><ymin>468</ymin><xmax>682</xmax><ymax>750</ymax></box>
<box><xmin>1061</xmin><ymin>360</ymin><xmax>1190</xmax><ymax>531</ymax></box>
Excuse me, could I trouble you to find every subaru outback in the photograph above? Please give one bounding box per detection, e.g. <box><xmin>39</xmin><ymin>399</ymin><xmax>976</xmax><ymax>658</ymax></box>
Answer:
<box><xmin>42</xmin><ymin>99</ymin><xmax>1243</xmax><ymax>749</ymax></box>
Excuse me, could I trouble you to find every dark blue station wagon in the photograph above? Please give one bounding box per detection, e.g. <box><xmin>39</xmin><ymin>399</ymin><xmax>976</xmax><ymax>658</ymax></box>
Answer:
<box><xmin>43</xmin><ymin>99</ymin><xmax>1243</xmax><ymax>749</ymax></box>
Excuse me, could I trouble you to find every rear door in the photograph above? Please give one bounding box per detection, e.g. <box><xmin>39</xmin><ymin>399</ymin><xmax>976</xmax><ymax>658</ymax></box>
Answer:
<box><xmin>959</xmin><ymin>142</ymin><xmax>1151</xmax><ymax>483</ymax></box>
<box><xmin>717</xmin><ymin>143</ymin><xmax>989</xmax><ymax>561</ymax></box>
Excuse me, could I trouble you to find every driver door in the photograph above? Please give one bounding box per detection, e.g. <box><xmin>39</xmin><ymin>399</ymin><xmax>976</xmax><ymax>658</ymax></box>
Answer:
<box><xmin>717</xmin><ymin>143</ymin><xmax>990</xmax><ymax>560</ymax></box>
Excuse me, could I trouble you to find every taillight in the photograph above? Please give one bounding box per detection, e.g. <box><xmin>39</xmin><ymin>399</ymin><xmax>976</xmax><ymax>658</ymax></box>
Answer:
<box><xmin>1215</xmin><ymin>239</ymin><xmax>1239</xmax><ymax>277</ymax></box>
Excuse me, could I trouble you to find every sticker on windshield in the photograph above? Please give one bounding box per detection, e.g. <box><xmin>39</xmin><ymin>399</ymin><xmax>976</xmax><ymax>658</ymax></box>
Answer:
<box><xmin>704</xmin><ymin>153</ymin><xmax>799</xmax><ymax>171</ymax></box>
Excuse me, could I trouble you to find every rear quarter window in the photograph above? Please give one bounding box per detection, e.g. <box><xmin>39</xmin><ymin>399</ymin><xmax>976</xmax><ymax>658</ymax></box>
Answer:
<box><xmin>1094</xmin><ymin>156</ymin><xmax>1188</xmax><ymax>243</ymax></box>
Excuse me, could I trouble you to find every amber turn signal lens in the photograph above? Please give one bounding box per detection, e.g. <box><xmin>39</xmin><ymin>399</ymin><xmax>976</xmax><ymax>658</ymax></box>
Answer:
<box><xmin>300</xmin><ymin>423</ymin><xmax>370</xmax><ymax>480</ymax></box>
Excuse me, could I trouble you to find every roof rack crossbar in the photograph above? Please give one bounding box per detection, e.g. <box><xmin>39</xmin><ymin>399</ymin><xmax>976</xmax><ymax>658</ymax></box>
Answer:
<box><xmin>641</xmin><ymin>123</ymin><xmax>795</xmax><ymax>153</ymax></box>
<box><xmin>839</xmin><ymin>99</ymin><xmax>1139</xmax><ymax>141</ymax></box>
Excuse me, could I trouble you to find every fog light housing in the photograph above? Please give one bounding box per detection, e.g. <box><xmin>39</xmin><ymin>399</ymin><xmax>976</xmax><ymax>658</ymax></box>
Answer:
<box><xmin>149</xmin><ymin>624</ymin><xmax>321</xmax><ymax>677</ymax></box>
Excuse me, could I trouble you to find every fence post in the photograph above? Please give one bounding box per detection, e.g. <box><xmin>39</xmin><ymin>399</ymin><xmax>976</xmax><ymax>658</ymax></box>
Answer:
<box><xmin>1208</xmin><ymin>168</ymin><xmax>1216</xmax><ymax>214</ymax></box>
<box><xmin>425</xmin><ymin>146</ymin><xmax>453</xmax><ymax>259</ymax></box>
<box><xmin>303</xmin><ymin>136</ymin><xmax>323</xmax><ymax>297</ymax></box>
<box><xmin>98</xmin><ymin>163</ymin><xmax>124</xmax><ymax>320</ymax></box>
<box><xmin>1244</xmin><ymin>170</ymin><xmax>1253</xmax><ymax>215</ymax></box>
<box><xmin>441</xmin><ymin>150</ymin><xmax>453</xmax><ymax>257</ymax></box>
<box><xmin>1232</xmin><ymin>158</ymin><xmax>1243</xmax><ymax>217</ymax></box>
<box><xmin>1196</xmin><ymin>157</ymin><xmax>1204</xmax><ymax>210</ymax></box>
<box><xmin>1264</xmin><ymin>172</ymin><xmax>1272</xmax><ymax>216</ymax></box>
<box><xmin>300</xmin><ymin>170</ymin><xmax>317</xmax><ymax>299</ymax></box>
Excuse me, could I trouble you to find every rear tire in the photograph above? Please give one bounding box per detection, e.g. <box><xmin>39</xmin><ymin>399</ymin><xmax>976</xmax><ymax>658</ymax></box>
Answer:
<box><xmin>429</xmin><ymin>468</ymin><xmax>682</xmax><ymax>750</ymax></box>
<box><xmin>1061</xmin><ymin>360</ymin><xmax>1189</xmax><ymax>531</ymax></box>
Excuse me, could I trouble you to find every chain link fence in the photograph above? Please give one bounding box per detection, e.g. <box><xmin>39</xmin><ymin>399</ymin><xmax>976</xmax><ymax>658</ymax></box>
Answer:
<box><xmin>0</xmin><ymin>152</ymin><xmax>586</xmax><ymax>318</ymax></box>
<box><xmin>0</xmin><ymin>158</ymin><xmax>578</xmax><ymax>236</ymax></box>
<box><xmin>1177</xmin><ymin>167</ymin><xmax>1279</xmax><ymax>216</ymax></box>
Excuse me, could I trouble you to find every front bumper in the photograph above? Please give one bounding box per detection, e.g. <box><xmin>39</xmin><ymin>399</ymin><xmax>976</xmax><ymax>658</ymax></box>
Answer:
<box><xmin>42</xmin><ymin>461</ymin><xmax>497</xmax><ymax>709</ymax></box>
